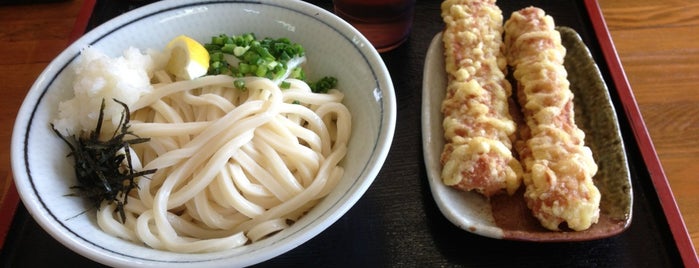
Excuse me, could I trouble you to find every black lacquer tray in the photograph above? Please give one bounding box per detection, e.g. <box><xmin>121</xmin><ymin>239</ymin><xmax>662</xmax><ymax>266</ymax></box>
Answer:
<box><xmin>1</xmin><ymin>0</ymin><xmax>695</xmax><ymax>266</ymax></box>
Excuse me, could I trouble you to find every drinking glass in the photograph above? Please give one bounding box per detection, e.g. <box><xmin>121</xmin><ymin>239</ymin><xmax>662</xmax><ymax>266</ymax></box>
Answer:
<box><xmin>333</xmin><ymin>0</ymin><xmax>416</xmax><ymax>52</ymax></box>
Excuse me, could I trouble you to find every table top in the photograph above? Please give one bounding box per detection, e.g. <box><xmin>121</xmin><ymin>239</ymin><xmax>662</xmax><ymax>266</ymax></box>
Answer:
<box><xmin>0</xmin><ymin>0</ymin><xmax>698</xmax><ymax>266</ymax></box>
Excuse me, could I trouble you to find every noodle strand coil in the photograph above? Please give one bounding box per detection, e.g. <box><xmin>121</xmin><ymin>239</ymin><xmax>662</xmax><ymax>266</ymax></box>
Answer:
<box><xmin>96</xmin><ymin>74</ymin><xmax>351</xmax><ymax>253</ymax></box>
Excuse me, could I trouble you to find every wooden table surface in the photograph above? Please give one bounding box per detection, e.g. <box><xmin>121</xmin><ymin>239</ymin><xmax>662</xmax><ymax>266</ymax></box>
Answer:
<box><xmin>0</xmin><ymin>0</ymin><xmax>697</xmax><ymax>260</ymax></box>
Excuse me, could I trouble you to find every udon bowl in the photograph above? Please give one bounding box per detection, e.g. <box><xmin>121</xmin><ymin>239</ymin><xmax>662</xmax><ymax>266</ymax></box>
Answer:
<box><xmin>10</xmin><ymin>0</ymin><xmax>395</xmax><ymax>267</ymax></box>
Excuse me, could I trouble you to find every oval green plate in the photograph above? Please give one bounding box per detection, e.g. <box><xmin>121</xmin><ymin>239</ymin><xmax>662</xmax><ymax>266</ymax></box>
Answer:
<box><xmin>421</xmin><ymin>27</ymin><xmax>632</xmax><ymax>241</ymax></box>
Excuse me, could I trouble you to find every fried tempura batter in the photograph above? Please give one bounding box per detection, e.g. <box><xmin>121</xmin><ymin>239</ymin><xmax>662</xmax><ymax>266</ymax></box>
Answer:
<box><xmin>440</xmin><ymin>0</ymin><xmax>522</xmax><ymax>196</ymax></box>
<box><xmin>504</xmin><ymin>7</ymin><xmax>601</xmax><ymax>231</ymax></box>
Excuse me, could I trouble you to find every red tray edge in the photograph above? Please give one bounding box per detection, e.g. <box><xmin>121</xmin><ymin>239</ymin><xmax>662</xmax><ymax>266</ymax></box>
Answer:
<box><xmin>584</xmin><ymin>0</ymin><xmax>699</xmax><ymax>265</ymax></box>
<box><xmin>69</xmin><ymin>0</ymin><xmax>96</xmax><ymax>44</ymax></box>
<box><xmin>3</xmin><ymin>0</ymin><xmax>696</xmax><ymax>264</ymax></box>
<box><xmin>0</xmin><ymin>0</ymin><xmax>96</xmax><ymax>250</ymax></box>
<box><xmin>0</xmin><ymin>180</ymin><xmax>19</xmax><ymax>250</ymax></box>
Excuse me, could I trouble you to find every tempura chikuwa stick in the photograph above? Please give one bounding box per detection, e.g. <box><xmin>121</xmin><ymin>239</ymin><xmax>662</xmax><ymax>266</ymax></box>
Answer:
<box><xmin>439</xmin><ymin>0</ymin><xmax>523</xmax><ymax>197</ymax></box>
<box><xmin>504</xmin><ymin>7</ymin><xmax>600</xmax><ymax>231</ymax></box>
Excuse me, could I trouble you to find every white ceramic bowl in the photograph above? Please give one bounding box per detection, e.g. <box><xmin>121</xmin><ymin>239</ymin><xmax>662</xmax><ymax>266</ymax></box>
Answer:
<box><xmin>10</xmin><ymin>0</ymin><xmax>395</xmax><ymax>267</ymax></box>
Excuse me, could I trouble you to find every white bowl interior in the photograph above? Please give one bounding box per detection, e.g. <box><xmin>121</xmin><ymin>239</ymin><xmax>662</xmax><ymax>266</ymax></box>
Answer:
<box><xmin>11</xmin><ymin>0</ymin><xmax>395</xmax><ymax>267</ymax></box>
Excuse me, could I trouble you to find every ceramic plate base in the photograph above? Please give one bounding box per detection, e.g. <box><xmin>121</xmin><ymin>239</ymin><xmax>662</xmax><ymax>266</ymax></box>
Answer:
<box><xmin>421</xmin><ymin>27</ymin><xmax>632</xmax><ymax>242</ymax></box>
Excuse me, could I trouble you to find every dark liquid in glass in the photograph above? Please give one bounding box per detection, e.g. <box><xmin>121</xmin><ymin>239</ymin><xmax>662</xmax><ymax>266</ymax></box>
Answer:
<box><xmin>334</xmin><ymin>0</ymin><xmax>415</xmax><ymax>52</ymax></box>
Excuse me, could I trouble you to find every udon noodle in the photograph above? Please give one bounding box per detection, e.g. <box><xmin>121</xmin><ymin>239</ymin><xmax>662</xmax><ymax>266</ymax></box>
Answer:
<box><xmin>95</xmin><ymin>73</ymin><xmax>351</xmax><ymax>253</ymax></box>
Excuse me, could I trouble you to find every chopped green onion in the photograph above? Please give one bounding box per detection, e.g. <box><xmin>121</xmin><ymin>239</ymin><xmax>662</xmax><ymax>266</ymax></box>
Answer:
<box><xmin>204</xmin><ymin>33</ymin><xmax>338</xmax><ymax>94</ymax></box>
<box><xmin>221</xmin><ymin>43</ymin><xmax>235</xmax><ymax>54</ymax></box>
<box><xmin>205</xmin><ymin>33</ymin><xmax>306</xmax><ymax>80</ymax></box>
<box><xmin>290</xmin><ymin>67</ymin><xmax>305</xmax><ymax>80</ymax></box>
<box><xmin>280</xmin><ymin>81</ymin><xmax>291</xmax><ymax>89</ymax></box>
<box><xmin>255</xmin><ymin>65</ymin><xmax>268</xmax><ymax>77</ymax></box>
<box><xmin>309</xmin><ymin>76</ymin><xmax>338</xmax><ymax>93</ymax></box>
<box><xmin>210</xmin><ymin>52</ymin><xmax>224</xmax><ymax>62</ymax></box>
<box><xmin>234</xmin><ymin>79</ymin><xmax>246</xmax><ymax>91</ymax></box>
<box><xmin>239</xmin><ymin>63</ymin><xmax>251</xmax><ymax>74</ymax></box>
<box><xmin>233</xmin><ymin>46</ymin><xmax>248</xmax><ymax>57</ymax></box>
<box><xmin>212</xmin><ymin>36</ymin><xmax>225</xmax><ymax>45</ymax></box>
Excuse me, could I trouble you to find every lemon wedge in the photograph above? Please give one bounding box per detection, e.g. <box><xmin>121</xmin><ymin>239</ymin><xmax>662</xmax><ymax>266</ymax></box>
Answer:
<box><xmin>165</xmin><ymin>35</ymin><xmax>210</xmax><ymax>80</ymax></box>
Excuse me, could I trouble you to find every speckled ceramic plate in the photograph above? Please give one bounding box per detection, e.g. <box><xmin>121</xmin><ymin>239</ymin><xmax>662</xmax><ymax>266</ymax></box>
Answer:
<box><xmin>421</xmin><ymin>27</ymin><xmax>632</xmax><ymax>241</ymax></box>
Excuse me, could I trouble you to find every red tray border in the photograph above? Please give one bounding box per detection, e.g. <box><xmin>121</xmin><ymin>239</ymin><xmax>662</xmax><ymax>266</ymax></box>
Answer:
<box><xmin>584</xmin><ymin>0</ymin><xmax>698</xmax><ymax>266</ymax></box>
<box><xmin>69</xmin><ymin>0</ymin><xmax>96</xmax><ymax>44</ymax></box>
<box><xmin>0</xmin><ymin>0</ymin><xmax>96</xmax><ymax>250</ymax></box>
<box><xmin>0</xmin><ymin>180</ymin><xmax>18</xmax><ymax>250</ymax></box>
<box><xmin>3</xmin><ymin>0</ymin><xmax>696</xmax><ymax>265</ymax></box>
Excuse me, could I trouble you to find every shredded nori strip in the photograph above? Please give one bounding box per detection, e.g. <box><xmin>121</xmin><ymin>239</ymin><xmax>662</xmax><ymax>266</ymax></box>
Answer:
<box><xmin>51</xmin><ymin>98</ymin><xmax>156</xmax><ymax>223</ymax></box>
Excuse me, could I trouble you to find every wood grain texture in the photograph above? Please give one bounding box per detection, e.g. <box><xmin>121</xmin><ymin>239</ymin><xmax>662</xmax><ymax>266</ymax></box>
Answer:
<box><xmin>0</xmin><ymin>0</ymin><xmax>697</xmax><ymax>262</ymax></box>
<box><xmin>0</xmin><ymin>0</ymin><xmax>84</xmax><ymax>183</ymax></box>
<box><xmin>599</xmin><ymin>0</ymin><xmax>699</xmax><ymax>257</ymax></box>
